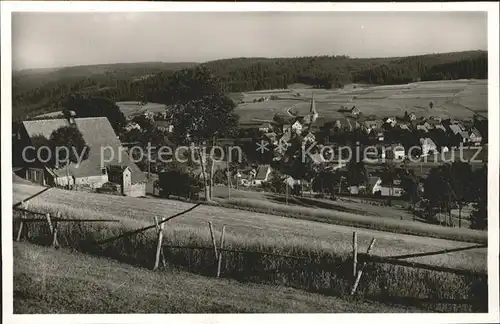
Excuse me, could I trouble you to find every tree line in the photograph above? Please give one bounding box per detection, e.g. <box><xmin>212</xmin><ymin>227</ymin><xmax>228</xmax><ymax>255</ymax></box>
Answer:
<box><xmin>13</xmin><ymin>51</ymin><xmax>487</xmax><ymax>121</ymax></box>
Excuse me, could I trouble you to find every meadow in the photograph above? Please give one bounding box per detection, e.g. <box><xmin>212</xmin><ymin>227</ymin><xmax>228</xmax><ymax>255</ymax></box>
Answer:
<box><xmin>13</xmin><ymin>183</ymin><xmax>487</xmax><ymax>270</ymax></box>
<box><xmin>235</xmin><ymin>79</ymin><xmax>487</xmax><ymax>124</ymax></box>
<box><xmin>12</xmin><ymin>183</ymin><xmax>487</xmax><ymax>311</ymax></box>
<box><xmin>115</xmin><ymin>101</ymin><xmax>168</xmax><ymax>119</ymax></box>
<box><xmin>14</xmin><ymin>242</ymin><xmax>422</xmax><ymax>313</ymax></box>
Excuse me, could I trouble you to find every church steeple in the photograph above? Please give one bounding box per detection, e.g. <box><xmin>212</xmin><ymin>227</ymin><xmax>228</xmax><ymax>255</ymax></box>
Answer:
<box><xmin>310</xmin><ymin>92</ymin><xmax>318</xmax><ymax>123</ymax></box>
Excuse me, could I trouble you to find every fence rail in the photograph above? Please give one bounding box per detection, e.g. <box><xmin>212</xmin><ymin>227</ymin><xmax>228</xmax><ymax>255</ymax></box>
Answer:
<box><xmin>162</xmin><ymin>244</ymin><xmax>312</xmax><ymax>261</ymax></box>
<box><xmin>358</xmin><ymin>253</ymin><xmax>485</xmax><ymax>277</ymax></box>
<box><xmin>13</xmin><ymin>200</ymin><xmax>487</xmax><ymax>307</ymax></box>
<box><xmin>14</xmin><ymin>207</ymin><xmax>120</xmax><ymax>248</ymax></box>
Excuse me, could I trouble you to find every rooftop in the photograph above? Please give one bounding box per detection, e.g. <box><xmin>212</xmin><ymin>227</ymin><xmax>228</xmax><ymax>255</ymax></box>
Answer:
<box><xmin>22</xmin><ymin>117</ymin><xmax>146</xmax><ymax>184</ymax></box>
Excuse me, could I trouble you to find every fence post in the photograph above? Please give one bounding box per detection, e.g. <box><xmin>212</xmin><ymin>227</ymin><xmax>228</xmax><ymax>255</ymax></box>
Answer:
<box><xmin>160</xmin><ymin>217</ymin><xmax>167</xmax><ymax>268</ymax></box>
<box><xmin>208</xmin><ymin>221</ymin><xmax>218</xmax><ymax>265</ymax></box>
<box><xmin>217</xmin><ymin>225</ymin><xmax>226</xmax><ymax>278</ymax></box>
<box><xmin>16</xmin><ymin>219</ymin><xmax>24</xmax><ymax>242</ymax></box>
<box><xmin>350</xmin><ymin>238</ymin><xmax>377</xmax><ymax>296</ymax></box>
<box><xmin>153</xmin><ymin>216</ymin><xmax>165</xmax><ymax>270</ymax></box>
<box><xmin>51</xmin><ymin>212</ymin><xmax>60</xmax><ymax>248</ymax></box>
<box><xmin>352</xmin><ymin>232</ymin><xmax>358</xmax><ymax>279</ymax></box>
<box><xmin>45</xmin><ymin>213</ymin><xmax>55</xmax><ymax>247</ymax></box>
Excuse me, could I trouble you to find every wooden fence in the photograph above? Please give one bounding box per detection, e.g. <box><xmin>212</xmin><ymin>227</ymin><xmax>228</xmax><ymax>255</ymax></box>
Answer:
<box><xmin>14</xmin><ymin>207</ymin><xmax>119</xmax><ymax>248</ymax></box>
<box><xmin>13</xmin><ymin>199</ymin><xmax>486</xmax><ymax>302</ymax></box>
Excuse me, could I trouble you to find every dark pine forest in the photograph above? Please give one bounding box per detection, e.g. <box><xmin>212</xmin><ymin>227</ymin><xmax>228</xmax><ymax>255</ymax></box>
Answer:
<box><xmin>12</xmin><ymin>50</ymin><xmax>487</xmax><ymax>121</ymax></box>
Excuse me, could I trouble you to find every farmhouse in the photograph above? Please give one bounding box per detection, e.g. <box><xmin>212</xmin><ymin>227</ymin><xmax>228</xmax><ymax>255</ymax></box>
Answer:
<box><xmin>334</xmin><ymin>118</ymin><xmax>360</xmax><ymax>132</ymax></box>
<box><xmin>259</xmin><ymin>123</ymin><xmax>273</xmax><ymax>133</ymax></box>
<box><xmin>458</xmin><ymin>131</ymin><xmax>470</xmax><ymax>144</ymax></box>
<box><xmin>124</xmin><ymin>122</ymin><xmax>141</xmax><ymax>132</ymax></box>
<box><xmin>363</xmin><ymin>120</ymin><xmax>383</xmax><ymax>133</ymax></box>
<box><xmin>265</xmin><ymin>131</ymin><xmax>278</xmax><ymax>145</ymax></box>
<box><xmin>14</xmin><ymin>116</ymin><xmax>147</xmax><ymax>197</ymax></box>
<box><xmin>416</xmin><ymin>125</ymin><xmax>429</xmax><ymax>133</ymax></box>
<box><xmin>434</xmin><ymin>124</ymin><xmax>447</xmax><ymax>132</ymax></box>
<box><xmin>291</xmin><ymin>120</ymin><xmax>303</xmax><ymax>134</ymax></box>
<box><xmin>420</xmin><ymin>137</ymin><xmax>437</xmax><ymax>156</ymax></box>
<box><xmin>155</xmin><ymin>120</ymin><xmax>174</xmax><ymax>133</ymax></box>
<box><xmin>367</xmin><ymin>176</ymin><xmax>382</xmax><ymax>194</ymax></box>
<box><xmin>407</xmin><ymin>112</ymin><xmax>417</xmax><ymax>121</ymax></box>
<box><xmin>252</xmin><ymin>165</ymin><xmax>272</xmax><ymax>186</ymax></box>
<box><xmin>302</xmin><ymin>132</ymin><xmax>316</xmax><ymax>143</ymax></box>
<box><xmin>368</xmin><ymin>128</ymin><xmax>385</xmax><ymax>142</ymax></box>
<box><xmin>379</xmin><ymin>183</ymin><xmax>405</xmax><ymax>197</ymax></box>
<box><xmin>398</xmin><ymin>124</ymin><xmax>411</xmax><ymax>132</ymax></box>
<box><xmin>448</xmin><ymin>124</ymin><xmax>463</xmax><ymax>136</ymax></box>
<box><xmin>469</xmin><ymin>128</ymin><xmax>482</xmax><ymax>145</ymax></box>
<box><xmin>386</xmin><ymin>144</ymin><xmax>405</xmax><ymax>160</ymax></box>
<box><xmin>384</xmin><ymin>117</ymin><xmax>397</xmax><ymax>127</ymax></box>
<box><xmin>350</xmin><ymin>106</ymin><xmax>360</xmax><ymax>116</ymax></box>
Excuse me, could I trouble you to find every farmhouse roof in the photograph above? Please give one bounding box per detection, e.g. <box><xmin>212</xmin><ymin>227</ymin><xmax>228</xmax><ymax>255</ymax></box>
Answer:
<box><xmin>22</xmin><ymin>117</ymin><xmax>146</xmax><ymax>184</ymax></box>
<box><xmin>364</xmin><ymin>120</ymin><xmax>383</xmax><ymax>129</ymax></box>
<box><xmin>420</xmin><ymin>137</ymin><xmax>437</xmax><ymax>148</ymax></box>
<box><xmin>459</xmin><ymin>131</ymin><xmax>470</xmax><ymax>140</ymax></box>
<box><xmin>367</xmin><ymin>176</ymin><xmax>381</xmax><ymax>187</ymax></box>
<box><xmin>280</xmin><ymin>130</ymin><xmax>292</xmax><ymax>143</ymax></box>
<box><xmin>470</xmin><ymin>128</ymin><xmax>482</xmax><ymax>138</ymax></box>
<box><xmin>435</xmin><ymin>124</ymin><xmax>446</xmax><ymax>132</ymax></box>
<box><xmin>448</xmin><ymin>124</ymin><xmax>462</xmax><ymax>135</ymax></box>
<box><xmin>107</xmin><ymin>165</ymin><xmax>131</xmax><ymax>173</ymax></box>
<box><xmin>255</xmin><ymin>165</ymin><xmax>271</xmax><ymax>181</ymax></box>
<box><xmin>416</xmin><ymin>125</ymin><xmax>429</xmax><ymax>133</ymax></box>
<box><xmin>335</xmin><ymin>118</ymin><xmax>359</xmax><ymax>131</ymax></box>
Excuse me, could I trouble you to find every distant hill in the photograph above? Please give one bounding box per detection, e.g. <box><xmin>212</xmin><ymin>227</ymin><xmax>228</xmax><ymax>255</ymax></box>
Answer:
<box><xmin>13</xmin><ymin>62</ymin><xmax>198</xmax><ymax>90</ymax></box>
<box><xmin>12</xmin><ymin>50</ymin><xmax>486</xmax><ymax>121</ymax></box>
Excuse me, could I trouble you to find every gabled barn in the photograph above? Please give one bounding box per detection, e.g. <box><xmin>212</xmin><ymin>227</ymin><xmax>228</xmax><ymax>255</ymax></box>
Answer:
<box><xmin>14</xmin><ymin>116</ymin><xmax>147</xmax><ymax>197</ymax></box>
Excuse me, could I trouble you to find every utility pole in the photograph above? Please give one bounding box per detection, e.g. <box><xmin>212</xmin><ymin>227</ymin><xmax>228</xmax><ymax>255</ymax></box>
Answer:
<box><xmin>236</xmin><ymin>167</ymin><xmax>239</xmax><ymax>190</ymax></box>
<box><xmin>286</xmin><ymin>180</ymin><xmax>289</xmax><ymax>205</ymax></box>
<box><xmin>227</xmin><ymin>147</ymin><xmax>231</xmax><ymax>199</ymax></box>
<box><xmin>148</xmin><ymin>157</ymin><xmax>151</xmax><ymax>181</ymax></box>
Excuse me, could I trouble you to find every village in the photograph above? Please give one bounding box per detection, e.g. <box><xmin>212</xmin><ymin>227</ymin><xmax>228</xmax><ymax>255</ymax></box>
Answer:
<box><xmin>13</xmin><ymin>89</ymin><xmax>487</xmax><ymax>206</ymax></box>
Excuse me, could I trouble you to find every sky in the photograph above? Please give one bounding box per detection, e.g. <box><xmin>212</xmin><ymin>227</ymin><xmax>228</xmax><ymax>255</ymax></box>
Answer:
<box><xmin>12</xmin><ymin>11</ymin><xmax>488</xmax><ymax>70</ymax></box>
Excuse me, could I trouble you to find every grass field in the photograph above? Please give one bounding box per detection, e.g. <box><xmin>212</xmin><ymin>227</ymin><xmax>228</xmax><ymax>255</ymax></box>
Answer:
<box><xmin>33</xmin><ymin>101</ymin><xmax>169</xmax><ymax>120</ymax></box>
<box><xmin>235</xmin><ymin>79</ymin><xmax>487</xmax><ymax>124</ymax></box>
<box><xmin>115</xmin><ymin>101</ymin><xmax>168</xmax><ymax>119</ymax></box>
<box><xmin>12</xmin><ymin>183</ymin><xmax>487</xmax><ymax>311</ymax></box>
<box><xmin>13</xmin><ymin>183</ymin><xmax>486</xmax><ymax>271</ymax></box>
<box><xmin>14</xmin><ymin>242</ymin><xmax>422</xmax><ymax>313</ymax></box>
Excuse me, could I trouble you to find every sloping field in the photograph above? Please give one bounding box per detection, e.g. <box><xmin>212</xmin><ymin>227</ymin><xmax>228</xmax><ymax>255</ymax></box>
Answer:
<box><xmin>13</xmin><ymin>184</ymin><xmax>486</xmax><ymax>273</ymax></box>
<box><xmin>236</xmin><ymin>79</ymin><xmax>487</xmax><ymax>124</ymax></box>
<box><xmin>115</xmin><ymin>101</ymin><xmax>168</xmax><ymax>118</ymax></box>
<box><xmin>13</xmin><ymin>242</ymin><xmax>419</xmax><ymax>313</ymax></box>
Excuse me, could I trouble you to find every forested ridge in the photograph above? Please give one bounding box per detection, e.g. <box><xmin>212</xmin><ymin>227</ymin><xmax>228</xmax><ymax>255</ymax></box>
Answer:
<box><xmin>12</xmin><ymin>50</ymin><xmax>487</xmax><ymax>121</ymax></box>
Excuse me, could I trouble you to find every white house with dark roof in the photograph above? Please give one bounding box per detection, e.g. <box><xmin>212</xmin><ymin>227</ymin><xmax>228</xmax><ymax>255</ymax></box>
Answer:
<box><xmin>16</xmin><ymin>116</ymin><xmax>147</xmax><ymax>197</ymax></box>
<box><xmin>420</xmin><ymin>137</ymin><xmax>437</xmax><ymax>156</ymax></box>
<box><xmin>259</xmin><ymin>123</ymin><xmax>273</xmax><ymax>133</ymax></box>
<box><xmin>469</xmin><ymin>128</ymin><xmax>482</xmax><ymax>145</ymax></box>
<box><xmin>252</xmin><ymin>165</ymin><xmax>272</xmax><ymax>186</ymax></box>
<box><xmin>334</xmin><ymin>118</ymin><xmax>360</xmax><ymax>132</ymax></box>
<box><xmin>448</xmin><ymin>124</ymin><xmax>463</xmax><ymax>136</ymax></box>
<box><xmin>291</xmin><ymin>120</ymin><xmax>303</xmax><ymax>134</ymax></box>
